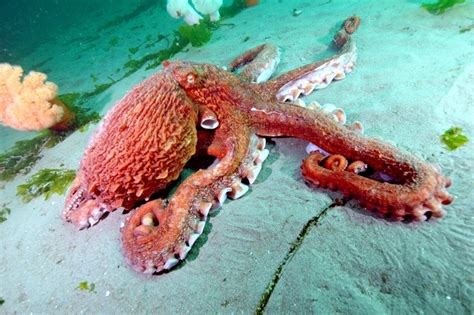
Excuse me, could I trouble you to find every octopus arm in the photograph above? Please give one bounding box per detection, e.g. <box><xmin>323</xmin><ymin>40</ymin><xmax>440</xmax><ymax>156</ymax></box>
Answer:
<box><xmin>250</xmin><ymin>101</ymin><xmax>452</xmax><ymax>221</ymax></box>
<box><xmin>228</xmin><ymin>44</ymin><xmax>281</xmax><ymax>83</ymax></box>
<box><xmin>260</xmin><ymin>16</ymin><xmax>359</xmax><ymax>102</ymax></box>
<box><xmin>121</xmin><ymin>122</ymin><xmax>268</xmax><ymax>273</ymax></box>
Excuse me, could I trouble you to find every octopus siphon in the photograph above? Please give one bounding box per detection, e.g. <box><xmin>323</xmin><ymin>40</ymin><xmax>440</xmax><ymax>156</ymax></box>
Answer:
<box><xmin>63</xmin><ymin>16</ymin><xmax>453</xmax><ymax>274</ymax></box>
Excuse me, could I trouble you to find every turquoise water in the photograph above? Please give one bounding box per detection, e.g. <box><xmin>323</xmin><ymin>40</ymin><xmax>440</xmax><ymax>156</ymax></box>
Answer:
<box><xmin>0</xmin><ymin>0</ymin><xmax>473</xmax><ymax>313</ymax></box>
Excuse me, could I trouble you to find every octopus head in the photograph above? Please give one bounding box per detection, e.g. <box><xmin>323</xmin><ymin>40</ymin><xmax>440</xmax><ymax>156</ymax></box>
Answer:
<box><xmin>164</xmin><ymin>60</ymin><xmax>233</xmax><ymax>103</ymax></box>
<box><xmin>63</xmin><ymin>173</ymin><xmax>111</xmax><ymax>230</ymax></box>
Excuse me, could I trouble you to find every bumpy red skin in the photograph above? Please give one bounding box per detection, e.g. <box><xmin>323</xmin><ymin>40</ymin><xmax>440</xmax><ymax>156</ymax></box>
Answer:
<box><xmin>165</xmin><ymin>60</ymin><xmax>453</xmax><ymax>217</ymax></box>
<box><xmin>228</xmin><ymin>43</ymin><xmax>280</xmax><ymax>83</ymax></box>
<box><xmin>121</xmin><ymin>61</ymin><xmax>452</xmax><ymax>272</ymax></box>
<box><xmin>65</xmin><ymin>16</ymin><xmax>453</xmax><ymax>273</ymax></box>
<box><xmin>301</xmin><ymin>152</ymin><xmax>452</xmax><ymax>220</ymax></box>
<box><xmin>63</xmin><ymin>71</ymin><xmax>198</xmax><ymax>229</ymax></box>
<box><xmin>122</xmin><ymin>17</ymin><xmax>451</xmax><ymax>273</ymax></box>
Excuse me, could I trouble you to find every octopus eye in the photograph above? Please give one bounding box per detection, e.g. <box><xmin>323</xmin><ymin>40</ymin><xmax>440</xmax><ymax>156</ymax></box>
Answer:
<box><xmin>186</xmin><ymin>73</ymin><xmax>196</xmax><ymax>84</ymax></box>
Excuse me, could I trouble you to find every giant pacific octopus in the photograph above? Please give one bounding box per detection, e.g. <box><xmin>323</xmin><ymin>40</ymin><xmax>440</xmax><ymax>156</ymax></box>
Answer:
<box><xmin>63</xmin><ymin>17</ymin><xmax>453</xmax><ymax>274</ymax></box>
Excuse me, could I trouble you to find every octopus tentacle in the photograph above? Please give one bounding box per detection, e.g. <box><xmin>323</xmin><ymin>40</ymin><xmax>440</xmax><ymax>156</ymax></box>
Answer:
<box><xmin>303</xmin><ymin>102</ymin><xmax>365</xmax><ymax>162</ymax></box>
<box><xmin>228</xmin><ymin>43</ymin><xmax>281</xmax><ymax>83</ymax></box>
<box><xmin>63</xmin><ymin>171</ymin><xmax>112</xmax><ymax>229</ymax></box>
<box><xmin>302</xmin><ymin>153</ymin><xmax>452</xmax><ymax>220</ymax></box>
<box><xmin>121</xmin><ymin>125</ymin><xmax>268</xmax><ymax>273</ymax></box>
<box><xmin>343</xmin><ymin>16</ymin><xmax>361</xmax><ymax>34</ymax></box>
<box><xmin>322</xmin><ymin>154</ymin><xmax>348</xmax><ymax>171</ymax></box>
<box><xmin>261</xmin><ymin>16</ymin><xmax>359</xmax><ymax>102</ymax></box>
<box><xmin>250</xmin><ymin>101</ymin><xmax>452</xmax><ymax>221</ymax></box>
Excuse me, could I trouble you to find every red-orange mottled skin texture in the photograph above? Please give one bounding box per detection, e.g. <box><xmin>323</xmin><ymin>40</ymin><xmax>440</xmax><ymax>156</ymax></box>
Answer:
<box><xmin>64</xmin><ymin>17</ymin><xmax>452</xmax><ymax>274</ymax></box>
<box><xmin>63</xmin><ymin>71</ymin><xmax>198</xmax><ymax>228</ymax></box>
<box><xmin>168</xmin><ymin>61</ymin><xmax>453</xmax><ymax>222</ymax></box>
<box><xmin>82</xmin><ymin>73</ymin><xmax>197</xmax><ymax>208</ymax></box>
<box><xmin>119</xmin><ymin>59</ymin><xmax>452</xmax><ymax>273</ymax></box>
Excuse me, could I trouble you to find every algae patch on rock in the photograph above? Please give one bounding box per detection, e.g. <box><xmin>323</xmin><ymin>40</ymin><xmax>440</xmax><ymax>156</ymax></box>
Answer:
<box><xmin>16</xmin><ymin>168</ymin><xmax>76</xmax><ymax>202</ymax></box>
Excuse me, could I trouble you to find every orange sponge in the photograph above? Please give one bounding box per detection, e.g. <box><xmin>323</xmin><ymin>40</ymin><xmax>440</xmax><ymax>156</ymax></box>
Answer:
<box><xmin>0</xmin><ymin>63</ymin><xmax>74</xmax><ymax>131</ymax></box>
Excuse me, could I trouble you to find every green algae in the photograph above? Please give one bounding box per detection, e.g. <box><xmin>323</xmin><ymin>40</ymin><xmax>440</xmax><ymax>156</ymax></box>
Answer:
<box><xmin>98</xmin><ymin>0</ymin><xmax>156</xmax><ymax>31</ymax></box>
<box><xmin>123</xmin><ymin>0</ymin><xmax>249</xmax><ymax>75</ymax></box>
<box><xmin>108</xmin><ymin>36</ymin><xmax>119</xmax><ymax>47</ymax></box>
<box><xmin>422</xmin><ymin>0</ymin><xmax>465</xmax><ymax>15</ymax></box>
<box><xmin>178</xmin><ymin>21</ymin><xmax>213</xmax><ymax>47</ymax></box>
<box><xmin>58</xmin><ymin>92</ymin><xmax>102</xmax><ymax>127</ymax></box>
<box><xmin>440</xmin><ymin>127</ymin><xmax>469</xmax><ymax>151</ymax></box>
<box><xmin>58</xmin><ymin>93</ymin><xmax>102</xmax><ymax>130</ymax></box>
<box><xmin>145</xmin><ymin>34</ymin><xmax>169</xmax><ymax>48</ymax></box>
<box><xmin>459</xmin><ymin>24</ymin><xmax>474</xmax><ymax>33</ymax></box>
<box><xmin>58</xmin><ymin>92</ymin><xmax>82</xmax><ymax>107</ymax></box>
<box><xmin>82</xmin><ymin>80</ymin><xmax>117</xmax><ymax>99</ymax></box>
<box><xmin>16</xmin><ymin>168</ymin><xmax>76</xmax><ymax>203</ymax></box>
<box><xmin>129</xmin><ymin>46</ymin><xmax>140</xmax><ymax>54</ymax></box>
<box><xmin>57</xmin><ymin>77</ymin><xmax>117</xmax><ymax>104</ymax></box>
<box><xmin>220</xmin><ymin>0</ymin><xmax>248</xmax><ymax>19</ymax></box>
<box><xmin>256</xmin><ymin>203</ymin><xmax>337</xmax><ymax>314</ymax></box>
<box><xmin>124</xmin><ymin>32</ymin><xmax>189</xmax><ymax>74</ymax></box>
<box><xmin>0</xmin><ymin>131</ymin><xmax>66</xmax><ymax>182</ymax></box>
<box><xmin>128</xmin><ymin>34</ymin><xmax>168</xmax><ymax>55</ymax></box>
<box><xmin>0</xmin><ymin>207</ymin><xmax>11</xmax><ymax>223</ymax></box>
<box><xmin>76</xmin><ymin>281</ymin><xmax>96</xmax><ymax>293</ymax></box>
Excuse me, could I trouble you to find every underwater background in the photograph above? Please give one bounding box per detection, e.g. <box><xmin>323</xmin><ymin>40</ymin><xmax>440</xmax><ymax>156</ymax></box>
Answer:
<box><xmin>0</xmin><ymin>0</ymin><xmax>473</xmax><ymax>313</ymax></box>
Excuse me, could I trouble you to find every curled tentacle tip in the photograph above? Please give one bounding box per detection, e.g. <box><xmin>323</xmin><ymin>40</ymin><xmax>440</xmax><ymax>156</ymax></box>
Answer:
<box><xmin>322</xmin><ymin>154</ymin><xmax>348</xmax><ymax>172</ymax></box>
<box><xmin>307</xmin><ymin>151</ymin><xmax>326</xmax><ymax>161</ymax></box>
<box><xmin>344</xmin><ymin>16</ymin><xmax>361</xmax><ymax>34</ymax></box>
<box><xmin>254</xmin><ymin>148</ymin><xmax>270</xmax><ymax>165</ymax></box>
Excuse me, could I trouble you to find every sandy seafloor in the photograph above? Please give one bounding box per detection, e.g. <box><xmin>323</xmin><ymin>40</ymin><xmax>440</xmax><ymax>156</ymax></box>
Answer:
<box><xmin>0</xmin><ymin>0</ymin><xmax>473</xmax><ymax>313</ymax></box>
